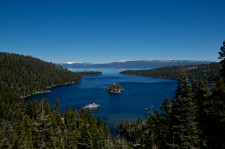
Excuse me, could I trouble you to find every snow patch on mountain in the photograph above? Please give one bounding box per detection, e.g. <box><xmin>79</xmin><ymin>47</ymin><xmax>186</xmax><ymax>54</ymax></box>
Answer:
<box><xmin>65</xmin><ymin>62</ymin><xmax>82</xmax><ymax>64</ymax></box>
<box><xmin>117</xmin><ymin>60</ymin><xmax>131</xmax><ymax>62</ymax></box>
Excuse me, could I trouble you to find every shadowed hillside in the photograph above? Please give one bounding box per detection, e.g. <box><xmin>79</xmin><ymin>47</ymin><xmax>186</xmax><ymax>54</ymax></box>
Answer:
<box><xmin>0</xmin><ymin>52</ymin><xmax>81</xmax><ymax>97</ymax></box>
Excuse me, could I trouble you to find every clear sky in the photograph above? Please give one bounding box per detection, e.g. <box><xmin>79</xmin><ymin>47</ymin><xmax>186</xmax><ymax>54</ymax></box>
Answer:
<box><xmin>0</xmin><ymin>0</ymin><xmax>225</xmax><ymax>63</ymax></box>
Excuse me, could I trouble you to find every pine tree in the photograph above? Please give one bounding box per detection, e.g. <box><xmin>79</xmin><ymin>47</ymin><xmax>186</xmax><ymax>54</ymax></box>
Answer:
<box><xmin>160</xmin><ymin>96</ymin><xmax>171</xmax><ymax>114</ymax></box>
<box><xmin>85</xmin><ymin>109</ymin><xmax>98</xmax><ymax>148</ymax></box>
<box><xmin>170</xmin><ymin>67</ymin><xmax>200</xmax><ymax>149</ymax></box>
<box><xmin>78</xmin><ymin>123</ymin><xmax>93</xmax><ymax>149</ymax></box>
<box><xmin>25</xmin><ymin>100</ymin><xmax>34</xmax><ymax>119</ymax></box>
<box><xmin>201</xmin><ymin>40</ymin><xmax>225</xmax><ymax>148</ymax></box>
<box><xmin>33</xmin><ymin>99</ymin><xmax>54</xmax><ymax>148</ymax></box>
<box><xmin>53</xmin><ymin>99</ymin><xmax>60</xmax><ymax>113</ymax></box>
<box><xmin>218</xmin><ymin>40</ymin><xmax>225</xmax><ymax>77</ymax></box>
<box><xmin>10</xmin><ymin>115</ymin><xmax>34</xmax><ymax>148</ymax></box>
<box><xmin>69</xmin><ymin>107</ymin><xmax>80</xmax><ymax>148</ymax></box>
<box><xmin>144</xmin><ymin>110</ymin><xmax>157</xmax><ymax>148</ymax></box>
<box><xmin>0</xmin><ymin>120</ymin><xmax>11</xmax><ymax>148</ymax></box>
<box><xmin>192</xmin><ymin>80</ymin><xmax>211</xmax><ymax>148</ymax></box>
<box><xmin>51</xmin><ymin>109</ymin><xmax>65</xmax><ymax>148</ymax></box>
<box><xmin>96</xmin><ymin>116</ymin><xmax>105</xmax><ymax>148</ymax></box>
<box><xmin>159</xmin><ymin>96</ymin><xmax>172</xmax><ymax>149</ymax></box>
<box><xmin>204</xmin><ymin>77</ymin><xmax>225</xmax><ymax>148</ymax></box>
<box><xmin>64</xmin><ymin>106</ymin><xmax>71</xmax><ymax>127</ymax></box>
<box><xmin>23</xmin><ymin>115</ymin><xmax>34</xmax><ymax>148</ymax></box>
<box><xmin>72</xmin><ymin>104</ymin><xmax>78</xmax><ymax>118</ymax></box>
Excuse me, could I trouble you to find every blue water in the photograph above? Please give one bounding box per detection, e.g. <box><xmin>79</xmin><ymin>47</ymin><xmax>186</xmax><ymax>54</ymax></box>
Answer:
<box><xmin>26</xmin><ymin>68</ymin><xmax>177</xmax><ymax>134</ymax></box>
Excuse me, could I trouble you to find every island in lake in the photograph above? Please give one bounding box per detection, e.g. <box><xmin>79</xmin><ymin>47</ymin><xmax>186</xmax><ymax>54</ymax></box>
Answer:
<box><xmin>106</xmin><ymin>83</ymin><xmax>124</xmax><ymax>93</ymax></box>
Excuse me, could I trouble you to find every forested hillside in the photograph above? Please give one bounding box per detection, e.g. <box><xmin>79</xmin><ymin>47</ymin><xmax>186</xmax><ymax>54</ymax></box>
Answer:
<box><xmin>120</xmin><ymin>62</ymin><xmax>220</xmax><ymax>82</ymax></box>
<box><xmin>0</xmin><ymin>52</ymin><xmax>81</xmax><ymax>97</ymax></box>
<box><xmin>0</xmin><ymin>52</ymin><xmax>130</xmax><ymax>148</ymax></box>
<box><xmin>117</xmin><ymin>41</ymin><xmax>225</xmax><ymax>149</ymax></box>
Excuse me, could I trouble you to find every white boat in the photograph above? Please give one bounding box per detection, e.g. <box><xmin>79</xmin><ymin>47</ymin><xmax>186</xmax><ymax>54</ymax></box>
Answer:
<box><xmin>84</xmin><ymin>103</ymin><xmax>100</xmax><ymax>109</ymax></box>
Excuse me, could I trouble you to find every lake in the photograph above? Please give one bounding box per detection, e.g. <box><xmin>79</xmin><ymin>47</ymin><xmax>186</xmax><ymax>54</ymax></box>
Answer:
<box><xmin>26</xmin><ymin>68</ymin><xmax>178</xmax><ymax>134</ymax></box>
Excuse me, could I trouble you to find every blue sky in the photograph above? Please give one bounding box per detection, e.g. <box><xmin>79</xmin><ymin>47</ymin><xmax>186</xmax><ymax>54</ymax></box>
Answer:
<box><xmin>0</xmin><ymin>0</ymin><xmax>225</xmax><ymax>63</ymax></box>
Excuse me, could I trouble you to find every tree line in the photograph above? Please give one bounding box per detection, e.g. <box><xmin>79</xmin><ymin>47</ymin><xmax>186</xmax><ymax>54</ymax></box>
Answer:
<box><xmin>0</xmin><ymin>98</ymin><xmax>131</xmax><ymax>148</ymax></box>
<box><xmin>117</xmin><ymin>41</ymin><xmax>225</xmax><ymax>149</ymax></box>
<box><xmin>78</xmin><ymin>71</ymin><xmax>102</xmax><ymax>76</ymax></box>
<box><xmin>120</xmin><ymin>62</ymin><xmax>221</xmax><ymax>82</ymax></box>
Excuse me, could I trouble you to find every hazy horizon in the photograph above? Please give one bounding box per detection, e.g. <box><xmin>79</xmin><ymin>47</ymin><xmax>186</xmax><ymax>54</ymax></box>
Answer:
<box><xmin>62</xmin><ymin>59</ymin><xmax>215</xmax><ymax>65</ymax></box>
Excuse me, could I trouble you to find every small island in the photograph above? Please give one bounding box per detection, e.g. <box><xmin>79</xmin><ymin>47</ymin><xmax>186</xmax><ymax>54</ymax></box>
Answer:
<box><xmin>106</xmin><ymin>83</ymin><xmax>124</xmax><ymax>93</ymax></box>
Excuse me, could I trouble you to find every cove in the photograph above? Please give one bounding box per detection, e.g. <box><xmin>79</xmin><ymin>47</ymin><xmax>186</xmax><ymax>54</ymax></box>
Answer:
<box><xmin>26</xmin><ymin>68</ymin><xmax>178</xmax><ymax>134</ymax></box>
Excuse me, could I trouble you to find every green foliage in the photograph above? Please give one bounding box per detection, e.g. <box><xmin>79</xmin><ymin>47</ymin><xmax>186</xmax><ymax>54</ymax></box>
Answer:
<box><xmin>203</xmin><ymin>77</ymin><xmax>225</xmax><ymax>148</ymax></box>
<box><xmin>121</xmin><ymin>62</ymin><xmax>221</xmax><ymax>82</ymax></box>
<box><xmin>2</xmin><ymin>41</ymin><xmax>225</xmax><ymax>148</ymax></box>
<box><xmin>0</xmin><ymin>98</ymin><xmax>126</xmax><ymax>148</ymax></box>
<box><xmin>117</xmin><ymin>64</ymin><xmax>225</xmax><ymax>149</ymax></box>
<box><xmin>106</xmin><ymin>83</ymin><xmax>124</xmax><ymax>93</ymax></box>
<box><xmin>0</xmin><ymin>52</ymin><xmax>128</xmax><ymax>148</ymax></box>
<box><xmin>219</xmin><ymin>41</ymin><xmax>225</xmax><ymax>77</ymax></box>
<box><xmin>170</xmin><ymin>68</ymin><xmax>200</xmax><ymax>149</ymax></box>
<box><xmin>0</xmin><ymin>52</ymin><xmax>81</xmax><ymax>97</ymax></box>
<box><xmin>78</xmin><ymin>71</ymin><xmax>102</xmax><ymax>76</ymax></box>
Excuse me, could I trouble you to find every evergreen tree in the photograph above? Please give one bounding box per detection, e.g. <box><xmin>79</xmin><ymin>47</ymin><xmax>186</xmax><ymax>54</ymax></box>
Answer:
<box><xmin>159</xmin><ymin>96</ymin><xmax>172</xmax><ymax>149</ymax></box>
<box><xmin>78</xmin><ymin>123</ymin><xmax>93</xmax><ymax>149</ymax></box>
<box><xmin>72</xmin><ymin>104</ymin><xmax>78</xmax><ymax>118</ymax></box>
<box><xmin>192</xmin><ymin>80</ymin><xmax>211</xmax><ymax>148</ymax></box>
<box><xmin>51</xmin><ymin>109</ymin><xmax>66</xmax><ymax>148</ymax></box>
<box><xmin>34</xmin><ymin>99</ymin><xmax>54</xmax><ymax>148</ymax></box>
<box><xmin>170</xmin><ymin>67</ymin><xmax>200</xmax><ymax>149</ymax></box>
<box><xmin>64</xmin><ymin>106</ymin><xmax>71</xmax><ymax>127</ymax></box>
<box><xmin>160</xmin><ymin>96</ymin><xmax>171</xmax><ymax>114</ymax></box>
<box><xmin>85</xmin><ymin>109</ymin><xmax>98</xmax><ymax>148</ymax></box>
<box><xmin>204</xmin><ymin>77</ymin><xmax>225</xmax><ymax>148</ymax></box>
<box><xmin>53</xmin><ymin>99</ymin><xmax>60</xmax><ymax>113</ymax></box>
<box><xmin>25</xmin><ymin>100</ymin><xmax>34</xmax><ymax>119</ymax></box>
<box><xmin>96</xmin><ymin>116</ymin><xmax>106</xmax><ymax>148</ymax></box>
<box><xmin>144</xmin><ymin>110</ymin><xmax>157</xmax><ymax>148</ymax></box>
<box><xmin>0</xmin><ymin>120</ymin><xmax>11</xmax><ymax>148</ymax></box>
<box><xmin>218</xmin><ymin>40</ymin><xmax>225</xmax><ymax>77</ymax></box>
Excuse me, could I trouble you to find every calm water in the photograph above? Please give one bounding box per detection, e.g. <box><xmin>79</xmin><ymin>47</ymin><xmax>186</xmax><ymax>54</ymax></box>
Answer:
<box><xmin>26</xmin><ymin>68</ymin><xmax>177</xmax><ymax>134</ymax></box>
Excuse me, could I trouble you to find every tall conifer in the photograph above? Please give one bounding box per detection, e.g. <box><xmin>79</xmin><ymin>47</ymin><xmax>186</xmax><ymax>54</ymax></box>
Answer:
<box><xmin>170</xmin><ymin>67</ymin><xmax>200</xmax><ymax>149</ymax></box>
<box><xmin>218</xmin><ymin>41</ymin><xmax>225</xmax><ymax>77</ymax></box>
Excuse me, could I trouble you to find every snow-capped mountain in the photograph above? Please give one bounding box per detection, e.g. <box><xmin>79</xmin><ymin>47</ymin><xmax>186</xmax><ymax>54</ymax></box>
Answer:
<box><xmin>60</xmin><ymin>60</ymin><xmax>212</xmax><ymax>68</ymax></box>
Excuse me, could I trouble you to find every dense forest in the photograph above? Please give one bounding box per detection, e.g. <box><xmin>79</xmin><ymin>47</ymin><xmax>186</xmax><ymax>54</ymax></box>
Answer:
<box><xmin>0</xmin><ymin>52</ymin><xmax>81</xmax><ymax>97</ymax></box>
<box><xmin>120</xmin><ymin>62</ymin><xmax>220</xmax><ymax>82</ymax></box>
<box><xmin>78</xmin><ymin>71</ymin><xmax>102</xmax><ymax>76</ymax></box>
<box><xmin>0</xmin><ymin>98</ymin><xmax>131</xmax><ymax>148</ymax></box>
<box><xmin>117</xmin><ymin>41</ymin><xmax>225</xmax><ymax>149</ymax></box>
<box><xmin>0</xmin><ymin>52</ymin><xmax>130</xmax><ymax>148</ymax></box>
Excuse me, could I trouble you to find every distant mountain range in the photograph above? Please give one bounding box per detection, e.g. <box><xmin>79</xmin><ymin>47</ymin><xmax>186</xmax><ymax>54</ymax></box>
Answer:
<box><xmin>60</xmin><ymin>60</ymin><xmax>212</xmax><ymax>69</ymax></box>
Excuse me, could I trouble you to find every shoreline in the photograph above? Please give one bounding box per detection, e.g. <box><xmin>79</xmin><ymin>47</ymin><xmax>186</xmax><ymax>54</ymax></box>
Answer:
<box><xmin>120</xmin><ymin>73</ymin><xmax>178</xmax><ymax>81</ymax></box>
<box><xmin>22</xmin><ymin>73</ymin><xmax>102</xmax><ymax>99</ymax></box>
<box><xmin>21</xmin><ymin>80</ymin><xmax>81</xmax><ymax>99</ymax></box>
<box><xmin>120</xmin><ymin>73</ymin><xmax>215</xmax><ymax>83</ymax></box>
